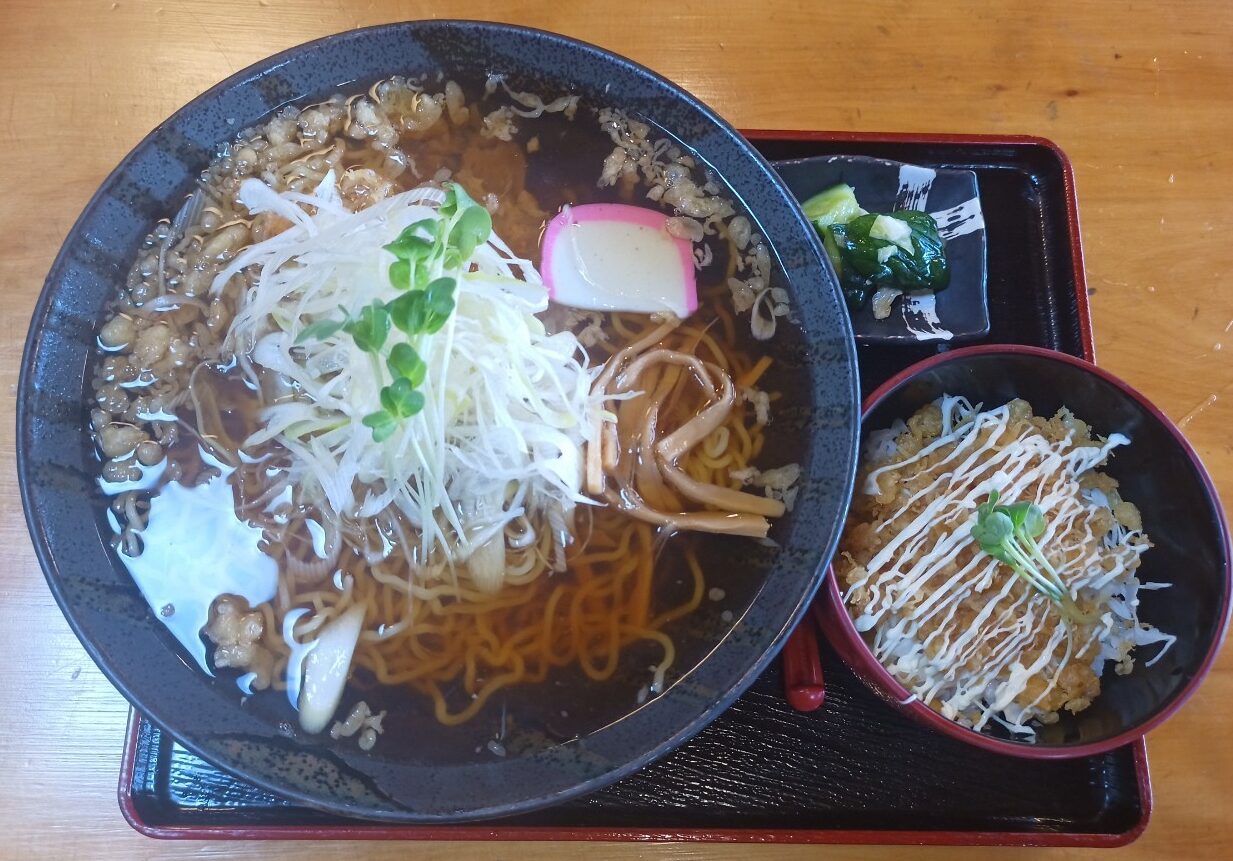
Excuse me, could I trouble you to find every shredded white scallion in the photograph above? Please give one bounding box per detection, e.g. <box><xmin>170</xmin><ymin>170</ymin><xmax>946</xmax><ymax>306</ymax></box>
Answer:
<box><xmin>219</xmin><ymin>172</ymin><xmax>602</xmax><ymax>576</ymax></box>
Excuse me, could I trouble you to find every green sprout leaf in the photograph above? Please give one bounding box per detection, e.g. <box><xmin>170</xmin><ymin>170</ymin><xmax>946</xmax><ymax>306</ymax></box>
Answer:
<box><xmin>423</xmin><ymin>277</ymin><xmax>456</xmax><ymax>332</ymax></box>
<box><xmin>388</xmin><ymin>278</ymin><xmax>457</xmax><ymax>336</ymax></box>
<box><xmin>360</xmin><ymin>189</ymin><xmax>474</xmax><ymax>444</ymax></box>
<box><xmin>970</xmin><ymin>492</ymin><xmax>1096</xmax><ymax>625</ymax></box>
<box><xmin>975</xmin><ymin>488</ymin><xmax>1000</xmax><ymax>523</ymax></box>
<box><xmin>449</xmin><ymin>204</ymin><xmax>493</xmax><ymax>260</ymax></box>
<box><xmin>389</xmin><ymin>258</ymin><xmax>413</xmax><ymax>291</ymax></box>
<box><xmin>387</xmin><ymin>342</ymin><xmax>426</xmax><ymax>387</ymax></box>
<box><xmin>439</xmin><ymin>183</ymin><xmax>480</xmax><ymax>219</ymax></box>
<box><xmin>362</xmin><ymin>410</ymin><xmax>398</xmax><ymax>442</ymax></box>
<box><xmin>970</xmin><ymin>508</ymin><xmax>1014</xmax><ymax>552</ymax></box>
<box><xmin>383</xmin><ymin>220</ymin><xmax>435</xmax><ymax>260</ymax></box>
<box><xmin>385</xmin><ymin>220</ymin><xmax>439</xmax><ymax>292</ymax></box>
<box><xmin>388</xmin><ymin>291</ymin><xmax>428</xmax><ymax>335</ymax></box>
<box><xmin>999</xmin><ymin>500</ymin><xmax>1035</xmax><ymax>533</ymax></box>
<box><xmin>415</xmin><ymin>265</ymin><xmax>431</xmax><ymax>290</ymax></box>
<box><xmin>344</xmin><ymin>300</ymin><xmax>391</xmax><ymax>353</ymax></box>
<box><xmin>1020</xmin><ymin>503</ymin><xmax>1046</xmax><ymax>539</ymax></box>
<box><xmin>294</xmin><ymin>317</ymin><xmax>346</xmax><ymax>345</ymax></box>
<box><xmin>425</xmin><ymin>276</ymin><xmax>456</xmax><ymax>302</ymax></box>
<box><xmin>380</xmin><ymin>378</ymin><xmax>425</xmax><ymax>419</ymax></box>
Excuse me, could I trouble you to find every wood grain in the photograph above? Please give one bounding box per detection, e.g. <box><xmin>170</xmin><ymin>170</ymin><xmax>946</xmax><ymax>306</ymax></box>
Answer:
<box><xmin>1</xmin><ymin>0</ymin><xmax>1230</xmax><ymax>858</ymax></box>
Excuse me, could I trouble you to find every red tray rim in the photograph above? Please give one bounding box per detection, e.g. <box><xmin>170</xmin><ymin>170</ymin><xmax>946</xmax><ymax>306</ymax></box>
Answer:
<box><xmin>117</xmin><ymin>128</ymin><xmax>1142</xmax><ymax>847</ymax></box>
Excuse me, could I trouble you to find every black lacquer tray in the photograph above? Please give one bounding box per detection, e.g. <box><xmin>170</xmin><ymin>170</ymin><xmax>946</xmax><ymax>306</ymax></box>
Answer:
<box><xmin>119</xmin><ymin>132</ymin><xmax>1149</xmax><ymax>847</ymax></box>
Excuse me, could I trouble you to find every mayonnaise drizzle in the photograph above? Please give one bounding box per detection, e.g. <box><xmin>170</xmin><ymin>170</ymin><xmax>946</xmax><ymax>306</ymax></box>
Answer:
<box><xmin>845</xmin><ymin>397</ymin><xmax>1171</xmax><ymax>737</ymax></box>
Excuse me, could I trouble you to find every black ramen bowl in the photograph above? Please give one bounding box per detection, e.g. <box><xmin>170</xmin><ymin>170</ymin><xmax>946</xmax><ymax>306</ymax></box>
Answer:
<box><xmin>17</xmin><ymin>22</ymin><xmax>859</xmax><ymax>820</ymax></box>
<box><xmin>817</xmin><ymin>345</ymin><xmax>1231</xmax><ymax>757</ymax></box>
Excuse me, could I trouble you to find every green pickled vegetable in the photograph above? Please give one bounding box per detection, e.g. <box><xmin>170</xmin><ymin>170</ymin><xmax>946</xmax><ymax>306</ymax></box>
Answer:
<box><xmin>801</xmin><ymin>182</ymin><xmax>864</xmax><ymax>228</ymax></box>
<box><xmin>828</xmin><ymin>210</ymin><xmax>949</xmax><ymax>310</ymax></box>
<box><xmin>800</xmin><ymin>183</ymin><xmax>950</xmax><ymax>312</ymax></box>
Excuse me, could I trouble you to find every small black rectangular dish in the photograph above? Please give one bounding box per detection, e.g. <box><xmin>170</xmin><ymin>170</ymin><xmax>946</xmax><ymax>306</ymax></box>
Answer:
<box><xmin>774</xmin><ymin>153</ymin><xmax>989</xmax><ymax>344</ymax></box>
<box><xmin>119</xmin><ymin>132</ymin><xmax>1145</xmax><ymax>847</ymax></box>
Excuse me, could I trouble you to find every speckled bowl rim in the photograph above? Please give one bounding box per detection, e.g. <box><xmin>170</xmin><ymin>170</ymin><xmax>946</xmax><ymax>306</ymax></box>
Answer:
<box><xmin>17</xmin><ymin>20</ymin><xmax>860</xmax><ymax>820</ymax></box>
<box><xmin>820</xmin><ymin>344</ymin><xmax>1232</xmax><ymax>759</ymax></box>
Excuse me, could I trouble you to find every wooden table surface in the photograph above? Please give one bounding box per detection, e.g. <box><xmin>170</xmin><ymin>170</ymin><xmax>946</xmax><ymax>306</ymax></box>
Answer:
<box><xmin>2</xmin><ymin>1</ymin><xmax>1230</xmax><ymax>858</ymax></box>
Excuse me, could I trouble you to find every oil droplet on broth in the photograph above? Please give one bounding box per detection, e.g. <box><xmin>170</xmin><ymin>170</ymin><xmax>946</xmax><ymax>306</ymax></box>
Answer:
<box><xmin>116</xmin><ymin>465</ymin><xmax>278</xmax><ymax>673</ymax></box>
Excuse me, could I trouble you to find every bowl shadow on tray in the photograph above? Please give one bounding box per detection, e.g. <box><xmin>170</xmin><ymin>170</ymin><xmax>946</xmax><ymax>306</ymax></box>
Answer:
<box><xmin>823</xmin><ymin>346</ymin><xmax>1232</xmax><ymax>754</ymax></box>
